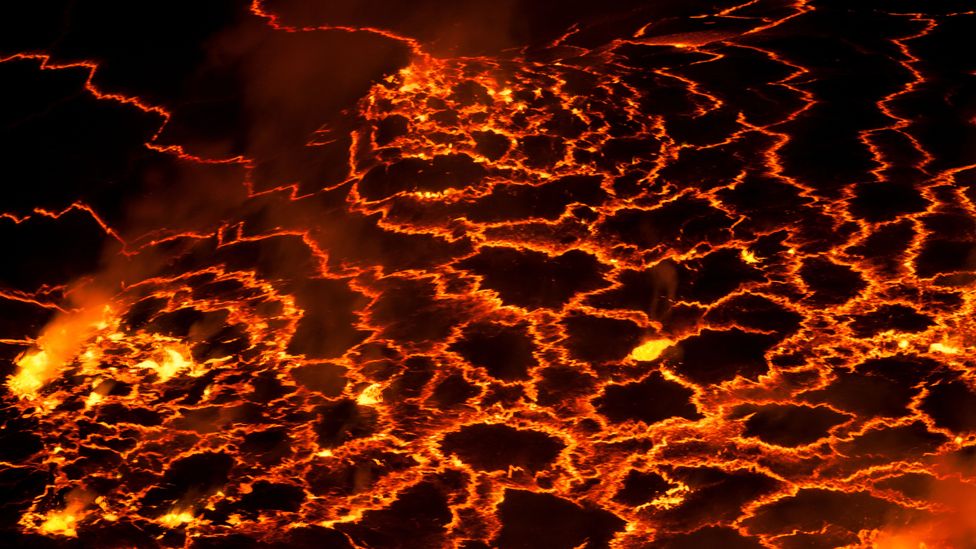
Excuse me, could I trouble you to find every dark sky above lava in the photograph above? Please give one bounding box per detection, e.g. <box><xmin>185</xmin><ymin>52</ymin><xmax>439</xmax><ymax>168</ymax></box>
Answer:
<box><xmin>1</xmin><ymin>1</ymin><xmax>976</xmax><ymax>548</ymax></box>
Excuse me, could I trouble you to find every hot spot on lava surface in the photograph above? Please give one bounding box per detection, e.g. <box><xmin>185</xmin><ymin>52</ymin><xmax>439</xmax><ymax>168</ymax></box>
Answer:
<box><xmin>2</xmin><ymin>0</ymin><xmax>976</xmax><ymax>547</ymax></box>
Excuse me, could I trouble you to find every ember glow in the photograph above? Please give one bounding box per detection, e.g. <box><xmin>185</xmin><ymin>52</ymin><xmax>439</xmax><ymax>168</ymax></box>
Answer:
<box><xmin>2</xmin><ymin>0</ymin><xmax>976</xmax><ymax>547</ymax></box>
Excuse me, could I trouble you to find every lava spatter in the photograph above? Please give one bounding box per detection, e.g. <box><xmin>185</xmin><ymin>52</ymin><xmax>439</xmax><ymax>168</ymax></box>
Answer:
<box><xmin>2</xmin><ymin>1</ymin><xmax>976</xmax><ymax>547</ymax></box>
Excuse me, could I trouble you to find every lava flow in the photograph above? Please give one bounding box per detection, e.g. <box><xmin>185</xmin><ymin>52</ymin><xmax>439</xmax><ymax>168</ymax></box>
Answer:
<box><xmin>2</xmin><ymin>0</ymin><xmax>976</xmax><ymax>547</ymax></box>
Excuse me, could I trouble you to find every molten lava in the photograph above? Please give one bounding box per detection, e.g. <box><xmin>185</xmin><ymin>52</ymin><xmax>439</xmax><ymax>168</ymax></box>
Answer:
<box><xmin>1</xmin><ymin>0</ymin><xmax>976</xmax><ymax>547</ymax></box>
